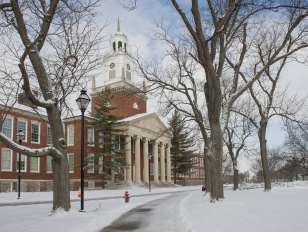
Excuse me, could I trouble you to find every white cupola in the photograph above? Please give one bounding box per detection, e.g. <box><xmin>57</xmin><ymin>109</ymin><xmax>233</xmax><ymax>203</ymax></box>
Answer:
<box><xmin>103</xmin><ymin>18</ymin><xmax>135</xmax><ymax>85</ymax></box>
<box><xmin>110</xmin><ymin>18</ymin><xmax>128</xmax><ymax>53</ymax></box>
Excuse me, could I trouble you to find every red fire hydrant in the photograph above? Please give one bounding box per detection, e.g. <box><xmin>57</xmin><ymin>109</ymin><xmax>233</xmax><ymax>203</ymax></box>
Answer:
<box><xmin>124</xmin><ymin>191</ymin><xmax>130</xmax><ymax>203</ymax></box>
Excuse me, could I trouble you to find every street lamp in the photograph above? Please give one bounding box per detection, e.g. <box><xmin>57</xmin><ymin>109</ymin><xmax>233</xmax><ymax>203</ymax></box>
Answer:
<box><xmin>148</xmin><ymin>153</ymin><xmax>152</xmax><ymax>192</ymax></box>
<box><xmin>16</xmin><ymin>129</ymin><xmax>25</xmax><ymax>199</ymax></box>
<box><xmin>76</xmin><ymin>89</ymin><xmax>91</xmax><ymax>212</ymax></box>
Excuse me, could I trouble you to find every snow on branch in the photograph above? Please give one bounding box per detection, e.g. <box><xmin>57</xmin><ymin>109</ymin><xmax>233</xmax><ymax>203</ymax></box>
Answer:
<box><xmin>0</xmin><ymin>132</ymin><xmax>62</xmax><ymax>160</ymax></box>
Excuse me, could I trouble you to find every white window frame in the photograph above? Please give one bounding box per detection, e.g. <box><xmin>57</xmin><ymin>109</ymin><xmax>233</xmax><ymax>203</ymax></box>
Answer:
<box><xmin>31</xmin><ymin>121</ymin><xmax>40</xmax><ymax>144</ymax></box>
<box><xmin>87</xmin><ymin>127</ymin><xmax>94</xmax><ymax>146</ymax></box>
<box><xmin>30</xmin><ymin>157</ymin><xmax>40</xmax><ymax>173</ymax></box>
<box><xmin>67</xmin><ymin>153</ymin><xmax>74</xmax><ymax>173</ymax></box>
<box><xmin>47</xmin><ymin>125</ymin><xmax>53</xmax><ymax>145</ymax></box>
<box><xmin>2</xmin><ymin>116</ymin><xmax>14</xmax><ymax>139</ymax></box>
<box><xmin>46</xmin><ymin>156</ymin><xmax>53</xmax><ymax>173</ymax></box>
<box><xmin>1</xmin><ymin>148</ymin><xmax>12</xmax><ymax>171</ymax></box>
<box><xmin>67</xmin><ymin>125</ymin><xmax>74</xmax><ymax>146</ymax></box>
<box><xmin>88</xmin><ymin>181</ymin><xmax>95</xmax><ymax>189</ymax></box>
<box><xmin>87</xmin><ymin>154</ymin><xmax>94</xmax><ymax>173</ymax></box>
<box><xmin>17</xmin><ymin>119</ymin><xmax>28</xmax><ymax>142</ymax></box>
<box><xmin>16</xmin><ymin>153</ymin><xmax>27</xmax><ymax>172</ymax></box>
<box><xmin>98</xmin><ymin>156</ymin><xmax>103</xmax><ymax>174</ymax></box>
<box><xmin>115</xmin><ymin>136</ymin><xmax>120</xmax><ymax>150</ymax></box>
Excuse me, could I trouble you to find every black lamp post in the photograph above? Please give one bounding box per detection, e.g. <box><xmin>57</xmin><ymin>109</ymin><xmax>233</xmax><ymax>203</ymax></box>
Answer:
<box><xmin>16</xmin><ymin>129</ymin><xmax>25</xmax><ymax>199</ymax></box>
<box><xmin>148</xmin><ymin>154</ymin><xmax>152</xmax><ymax>192</ymax></box>
<box><xmin>75</xmin><ymin>89</ymin><xmax>91</xmax><ymax>212</ymax></box>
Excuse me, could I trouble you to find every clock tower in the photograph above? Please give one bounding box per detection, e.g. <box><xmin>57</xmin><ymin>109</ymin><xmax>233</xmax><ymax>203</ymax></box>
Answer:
<box><xmin>91</xmin><ymin>19</ymin><xmax>147</xmax><ymax>118</ymax></box>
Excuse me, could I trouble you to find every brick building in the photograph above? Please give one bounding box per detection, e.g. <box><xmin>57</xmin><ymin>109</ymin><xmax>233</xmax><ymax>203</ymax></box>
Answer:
<box><xmin>0</xmin><ymin>20</ymin><xmax>204</xmax><ymax>192</ymax></box>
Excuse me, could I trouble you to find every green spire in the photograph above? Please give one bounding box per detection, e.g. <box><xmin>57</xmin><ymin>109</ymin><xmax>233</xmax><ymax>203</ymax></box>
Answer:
<box><xmin>117</xmin><ymin>18</ymin><xmax>120</xmax><ymax>32</ymax></box>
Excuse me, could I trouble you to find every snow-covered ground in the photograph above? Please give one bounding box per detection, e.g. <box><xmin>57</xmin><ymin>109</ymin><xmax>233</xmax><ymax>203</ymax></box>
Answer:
<box><xmin>0</xmin><ymin>183</ymin><xmax>307</xmax><ymax>232</ymax></box>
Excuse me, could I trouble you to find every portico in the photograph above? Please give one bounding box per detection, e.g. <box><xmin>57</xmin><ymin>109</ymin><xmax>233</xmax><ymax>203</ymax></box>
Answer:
<box><xmin>118</xmin><ymin>113</ymin><xmax>172</xmax><ymax>183</ymax></box>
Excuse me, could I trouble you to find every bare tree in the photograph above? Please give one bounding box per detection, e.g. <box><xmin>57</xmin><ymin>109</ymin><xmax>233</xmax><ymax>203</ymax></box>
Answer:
<box><xmin>0</xmin><ymin>0</ymin><xmax>107</xmax><ymax>211</ymax></box>
<box><xmin>224</xmin><ymin>98</ymin><xmax>257</xmax><ymax>190</ymax></box>
<box><xmin>133</xmin><ymin>1</ymin><xmax>308</xmax><ymax>200</ymax></box>
<box><xmin>283</xmin><ymin>120</ymin><xmax>308</xmax><ymax>180</ymax></box>
<box><xmin>250</xmin><ymin>145</ymin><xmax>285</xmax><ymax>182</ymax></box>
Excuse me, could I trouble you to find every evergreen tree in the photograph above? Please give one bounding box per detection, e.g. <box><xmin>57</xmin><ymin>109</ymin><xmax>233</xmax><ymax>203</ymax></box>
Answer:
<box><xmin>87</xmin><ymin>87</ymin><xmax>128</xmax><ymax>188</ymax></box>
<box><xmin>168</xmin><ymin>110</ymin><xmax>197</xmax><ymax>184</ymax></box>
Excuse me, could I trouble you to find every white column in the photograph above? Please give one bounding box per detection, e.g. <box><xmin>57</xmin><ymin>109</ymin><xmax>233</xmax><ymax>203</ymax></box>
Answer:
<box><xmin>135</xmin><ymin>136</ymin><xmax>141</xmax><ymax>183</ymax></box>
<box><xmin>143</xmin><ymin>138</ymin><xmax>149</xmax><ymax>182</ymax></box>
<box><xmin>160</xmin><ymin>143</ymin><xmax>165</xmax><ymax>182</ymax></box>
<box><xmin>154</xmin><ymin>141</ymin><xmax>159</xmax><ymax>182</ymax></box>
<box><xmin>166</xmin><ymin>143</ymin><xmax>171</xmax><ymax>183</ymax></box>
<box><xmin>125</xmin><ymin>136</ymin><xmax>132</xmax><ymax>182</ymax></box>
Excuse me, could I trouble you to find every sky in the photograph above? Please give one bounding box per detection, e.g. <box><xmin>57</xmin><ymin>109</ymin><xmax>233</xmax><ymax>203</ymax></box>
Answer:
<box><xmin>0</xmin><ymin>182</ymin><xmax>308</xmax><ymax>232</ymax></box>
<box><xmin>83</xmin><ymin>1</ymin><xmax>308</xmax><ymax>172</ymax></box>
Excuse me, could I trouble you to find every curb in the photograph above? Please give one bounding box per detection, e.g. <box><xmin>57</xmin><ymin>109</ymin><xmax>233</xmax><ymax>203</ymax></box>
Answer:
<box><xmin>0</xmin><ymin>189</ymin><xmax>197</xmax><ymax>207</ymax></box>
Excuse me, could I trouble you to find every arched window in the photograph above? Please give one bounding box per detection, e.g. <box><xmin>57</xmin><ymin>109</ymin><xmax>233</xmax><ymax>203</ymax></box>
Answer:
<box><xmin>118</xmin><ymin>41</ymin><xmax>122</xmax><ymax>50</ymax></box>
<box><xmin>113</xmin><ymin>42</ymin><xmax>116</xmax><ymax>51</ymax></box>
<box><xmin>124</xmin><ymin>43</ymin><xmax>127</xmax><ymax>53</ymax></box>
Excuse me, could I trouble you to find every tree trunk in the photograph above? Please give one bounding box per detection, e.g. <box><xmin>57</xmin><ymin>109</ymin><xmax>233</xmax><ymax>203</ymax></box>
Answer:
<box><xmin>259</xmin><ymin>121</ymin><xmax>271</xmax><ymax>191</ymax></box>
<box><xmin>47</xmin><ymin>107</ymin><xmax>70</xmax><ymax>211</ymax></box>
<box><xmin>205</xmin><ymin>155</ymin><xmax>211</xmax><ymax>192</ymax></box>
<box><xmin>233</xmin><ymin>164</ymin><xmax>239</xmax><ymax>190</ymax></box>
<box><xmin>210</xmin><ymin>122</ymin><xmax>224</xmax><ymax>201</ymax></box>
<box><xmin>52</xmin><ymin>157</ymin><xmax>70</xmax><ymax>211</ymax></box>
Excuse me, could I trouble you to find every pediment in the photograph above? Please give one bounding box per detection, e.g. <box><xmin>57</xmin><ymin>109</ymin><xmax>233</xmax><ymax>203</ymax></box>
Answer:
<box><xmin>119</xmin><ymin>113</ymin><xmax>172</xmax><ymax>141</ymax></box>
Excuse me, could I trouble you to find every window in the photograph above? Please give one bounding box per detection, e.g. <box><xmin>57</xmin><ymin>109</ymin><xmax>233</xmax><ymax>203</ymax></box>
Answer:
<box><xmin>132</xmin><ymin>138</ymin><xmax>135</xmax><ymax>153</ymax></box>
<box><xmin>98</xmin><ymin>132</ymin><xmax>104</xmax><ymax>148</ymax></box>
<box><xmin>150</xmin><ymin>163</ymin><xmax>154</xmax><ymax>175</ymax></box>
<box><xmin>47</xmin><ymin>156</ymin><xmax>53</xmax><ymax>173</ymax></box>
<box><xmin>16</xmin><ymin>154</ymin><xmax>26</xmax><ymax>171</ymax></box>
<box><xmin>30</xmin><ymin>157</ymin><xmax>40</xmax><ymax>172</ymax></box>
<box><xmin>87</xmin><ymin>128</ymin><xmax>94</xmax><ymax>146</ymax></box>
<box><xmin>67</xmin><ymin>125</ymin><xmax>74</xmax><ymax>146</ymax></box>
<box><xmin>158</xmin><ymin>145</ymin><xmax>161</xmax><ymax>157</ymax></box>
<box><xmin>158</xmin><ymin>162</ymin><xmax>161</xmax><ymax>175</ymax></box>
<box><xmin>115</xmin><ymin>136</ymin><xmax>120</xmax><ymax>150</ymax></box>
<box><xmin>149</xmin><ymin>143</ymin><xmax>153</xmax><ymax>156</ymax></box>
<box><xmin>31</xmin><ymin>122</ymin><xmax>40</xmax><ymax>143</ymax></box>
<box><xmin>68</xmin><ymin>154</ymin><xmax>74</xmax><ymax>173</ymax></box>
<box><xmin>18</xmin><ymin>120</ymin><xmax>27</xmax><ymax>142</ymax></box>
<box><xmin>109</xmin><ymin>70</ymin><xmax>116</xmax><ymax>79</ymax></box>
<box><xmin>98</xmin><ymin>156</ymin><xmax>103</xmax><ymax>174</ymax></box>
<box><xmin>1</xmin><ymin>149</ymin><xmax>12</xmax><ymax>171</ymax></box>
<box><xmin>87</xmin><ymin>154</ymin><xmax>94</xmax><ymax>173</ymax></box>
<box><xmin>126</xmin><ymin>71</ymin><xmax>131</xmax><ymax>80</ymax></box>
<box><xmin>2</xmin><ymin>117</ymin><xmax>13</xmax><ymax>139</ymax></box>
<box><xmin>200</xmin><ymin>169</ymin><xmax>205</xmax><ymax>178</ymax></box>
<box><xmin>113</xmin><ymin>42</ymin><xmax>116</xmax><ymax>51</ymax></box>
<box><xmin>47</xmin><ymin>126</ymin><xmax>53</xmax><ymax>145</ymax></box>
<box><xmin>118</xmin><ymin>41</ymin><xmax>122</xmax><ymax>50</ymax></box>
<box><xmin>88</xmin><ymin>181</ymin><xmax>95</xmax><ymax>189</ymax></box>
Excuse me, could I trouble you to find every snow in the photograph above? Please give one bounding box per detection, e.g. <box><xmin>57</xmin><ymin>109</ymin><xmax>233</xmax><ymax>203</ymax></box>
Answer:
<box><xmin>0</xmin><ymin>183</ymin><xmax>308</xmax><ymax>232</ymax></box>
